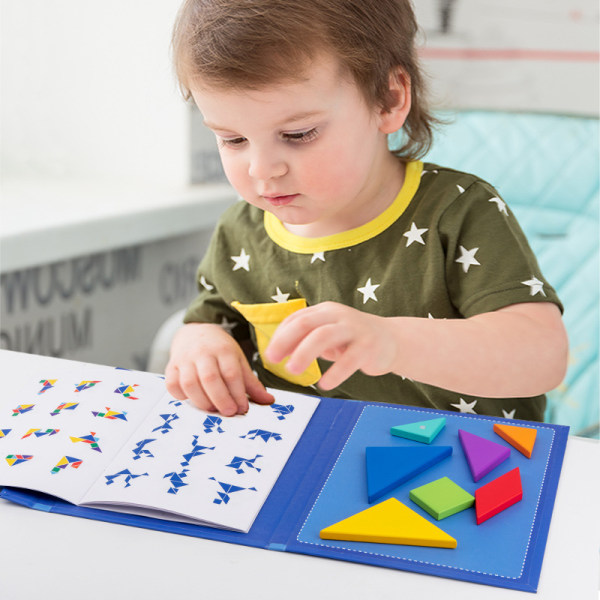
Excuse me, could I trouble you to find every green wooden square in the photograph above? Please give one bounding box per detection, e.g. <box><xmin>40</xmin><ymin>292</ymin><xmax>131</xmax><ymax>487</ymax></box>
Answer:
<box><xmin>409</xmin><ymin>477</ymin><xmax>474</xmax><ymax>520</ymax></box>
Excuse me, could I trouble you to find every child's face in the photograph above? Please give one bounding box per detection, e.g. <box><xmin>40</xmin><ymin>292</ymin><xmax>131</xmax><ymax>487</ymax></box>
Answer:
<box><xmin>190</xmin><ymin>53</ymin><xmax>405</xmax><ymax>237</ymax></box>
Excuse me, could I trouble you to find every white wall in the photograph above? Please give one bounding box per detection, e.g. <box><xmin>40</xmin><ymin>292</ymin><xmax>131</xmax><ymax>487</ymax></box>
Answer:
<box><xmin>1</xmin><ymin>0</ymin><xmax>189</xmax><ymax>186</ymax></box>
<box><xmin>414</xmin><ymin>0</ymin><xmax>599</xmax><ymax>116</ymax></box>
<box><xmin>2</xmin><ymin>0</ymin><xmax>597</xmax><ymax>188</ymax></box>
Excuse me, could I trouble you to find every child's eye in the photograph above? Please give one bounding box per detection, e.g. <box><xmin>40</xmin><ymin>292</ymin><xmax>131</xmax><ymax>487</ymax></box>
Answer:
<box><xmin>218</xmin><ymin>136</ymin><xmax>247</xmax><ymax>148</ymax></box>
<box><xmin>282</xmin><ymin>128</ymin><xmax>319</xmax><ymax>143</ymax></box>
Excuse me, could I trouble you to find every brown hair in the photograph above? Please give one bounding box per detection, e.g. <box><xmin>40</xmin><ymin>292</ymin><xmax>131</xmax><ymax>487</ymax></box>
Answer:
<box><xmin>172</xmin><ymin>0</ymin><xmax>436</xmax><ymax>159</ymax></box>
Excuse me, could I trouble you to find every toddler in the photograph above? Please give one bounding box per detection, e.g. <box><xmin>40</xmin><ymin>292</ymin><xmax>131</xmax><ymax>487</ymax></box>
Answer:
<box><xmin>166</xmin><ymin>0</ymin><xmax>568</xmax><ymax>422</ymax></box>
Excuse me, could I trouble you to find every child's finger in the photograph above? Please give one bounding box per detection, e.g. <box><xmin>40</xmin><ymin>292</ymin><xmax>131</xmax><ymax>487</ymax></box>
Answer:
<box><xmin>317</xmin><ymin>343</ymin><xmax>363</xmax><ymax>390</ymax></box>
<box><xmin>284</xmin><ymin>323</ymin><xmax>349</xmax><ymax>375</ymax></box>
<box><xmin>240</xmin><ymin>360</ymin><xmax>275</xmax><ymax>406</ymax></box>
<box><xmin>165</xmin><ymin>364</ymin><xmax>187</xmax><ymax>400</ymax></box>
<box><xmin>195</xmin><ymin>355</ymin><xmax>240</xmax><ymax>417</ymax></box>
<box><xmin>266</xmin><ymin>306</ymin><xmax>336</xmax><ymax>363</ymax></box>
<box><xmin>216</xmin><ymin>353</ymin><xmax>250</xmax><ymax>414</ymax></box>
<box><xmin>168</xmin><ymin>363</ymin><xmax>217</xmax><ymax>413</ymax></box>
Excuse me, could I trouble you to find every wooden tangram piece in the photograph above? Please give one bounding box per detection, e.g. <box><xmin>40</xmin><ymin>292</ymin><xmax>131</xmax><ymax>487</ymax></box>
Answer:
<box><xmin>366</xmin><ymin>445</ymin><xmax>452</xmax><ymax>503</ymax></box>
<box><xmin>409</xmin><ymin>476</ymin><xmax>475</xmax><ymax>520</ymax></box>
<box><xmin>320</xmin><ymin>498</ymin><xmax>457</xmax><ymax>548</ymax></box>
<box><xmin>458</xmin><ymin>429</ymin><xmax>510</xmax><ymax>482</ymax></box>
<box><xmin>390</xmin><ymin>417</ymin><xmax>446</xmax><ymax>444</ymax></box>
<box><xmin>475</xmin><ymin>467</ymin><xmax>523</xmax><ymax>525</ymax></box>
<box><xmin>493</xmin><ymin>423</ymin><xmax>537</xmax><ymax>458</ymax></box>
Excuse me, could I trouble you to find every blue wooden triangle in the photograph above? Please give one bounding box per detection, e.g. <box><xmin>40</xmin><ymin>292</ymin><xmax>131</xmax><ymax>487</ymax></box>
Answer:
<box><xmin>365</xmin><ymin>446</ymin><xmax>452</xmax><ymax>503</ymax></box>
<box><xmin>390</xmin><ymin>417</ymin><xmax>446</xmax><ymax>444</ymax></box>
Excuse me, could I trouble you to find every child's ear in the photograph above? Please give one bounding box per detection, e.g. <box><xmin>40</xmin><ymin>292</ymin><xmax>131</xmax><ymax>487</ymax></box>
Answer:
<box><xmin>378</xmin><ymin>68</ymin><xmax>411</xmax><ymax>134</ymax></box>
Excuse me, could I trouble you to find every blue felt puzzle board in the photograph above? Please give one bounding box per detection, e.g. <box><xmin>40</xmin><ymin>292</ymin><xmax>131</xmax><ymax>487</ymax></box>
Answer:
<box><xmin>295</xmin><ymin>404</ymin><xmax>564</xmax><ymax>588</ymax></box>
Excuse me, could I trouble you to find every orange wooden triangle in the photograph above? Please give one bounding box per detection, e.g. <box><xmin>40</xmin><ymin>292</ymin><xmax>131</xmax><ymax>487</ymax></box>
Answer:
<box><xmin>493</xmin><ymin>423</ymin><xmax>537</xmax><ymax>458</ymax></box>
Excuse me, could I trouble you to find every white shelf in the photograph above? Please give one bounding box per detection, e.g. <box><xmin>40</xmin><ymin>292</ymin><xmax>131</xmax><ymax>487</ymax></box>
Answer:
<box><xmin>0</xmin><ymin>180</ymin><xmax>237</xmax><ymax>272</ymax></box>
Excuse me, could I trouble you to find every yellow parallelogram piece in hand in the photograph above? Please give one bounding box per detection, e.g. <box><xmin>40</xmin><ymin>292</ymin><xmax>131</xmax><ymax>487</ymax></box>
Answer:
<box><xmin>319</xmin><ymin>498</ymin><xmax>457</xmax><ymax>548</ymax></box>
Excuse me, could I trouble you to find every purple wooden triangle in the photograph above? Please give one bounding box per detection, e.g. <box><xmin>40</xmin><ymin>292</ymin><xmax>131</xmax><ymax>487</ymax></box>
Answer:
<box><xmin>458</xmin><ymin>429</ymin><xmax>510</xmax><ymax>482</ymax></box>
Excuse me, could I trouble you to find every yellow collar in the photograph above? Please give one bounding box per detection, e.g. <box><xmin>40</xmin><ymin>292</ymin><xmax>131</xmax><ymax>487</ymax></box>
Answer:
<box><xmin>264</xmin><ymin>160</ymin><xmax>422</xmax><ymax>254</ymax></box>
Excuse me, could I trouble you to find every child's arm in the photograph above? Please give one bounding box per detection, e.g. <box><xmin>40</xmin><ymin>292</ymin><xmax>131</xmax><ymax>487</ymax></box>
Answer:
<box><xmin>165</xmin><ymin>323</ymin><xmax>274</xmax><ymax>416</ymax></box>
<box><xmin>265</xmin><ymin>301</ymin><xmax>568</xmax><ymax>398</ymax></box>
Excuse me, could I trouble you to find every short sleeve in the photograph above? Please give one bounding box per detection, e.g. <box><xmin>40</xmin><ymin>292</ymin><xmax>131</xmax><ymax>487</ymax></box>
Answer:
<box><xmin>183</xmin><ymin>220</ymin><xmax>250</xmax><ymax>344</ymax></box>
<box><xmin>439</xmin><ymin>179</ymin><xmax>563</xmax><ymax>318</ymax></box>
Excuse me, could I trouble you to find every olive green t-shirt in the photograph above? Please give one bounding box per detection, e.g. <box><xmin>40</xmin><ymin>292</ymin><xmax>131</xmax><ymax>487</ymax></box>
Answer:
<box><xmin>184</xmin><ymin>161</ymin><xmax>562</xmax><ymax>422</ymax></box>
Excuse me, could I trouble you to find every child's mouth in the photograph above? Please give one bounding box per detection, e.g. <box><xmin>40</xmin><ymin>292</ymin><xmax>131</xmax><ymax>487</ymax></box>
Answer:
<box><xmin>263</xmin><ymin>194</ymin><xmax>299</xmax><ymax>207</ymax></box>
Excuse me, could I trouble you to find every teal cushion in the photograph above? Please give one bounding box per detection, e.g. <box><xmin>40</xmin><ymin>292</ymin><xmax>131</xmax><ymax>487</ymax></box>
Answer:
<box><xmin>391</xmin><ymin>111</ymin><xmax>599</xmax><ymax>436</ymax></box>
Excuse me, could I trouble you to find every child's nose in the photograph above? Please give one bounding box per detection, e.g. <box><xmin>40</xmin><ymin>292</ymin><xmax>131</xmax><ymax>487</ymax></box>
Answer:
<box><xmin>248</xmin><ymin>149</ymin><xmax>287</xmax><ymax>180</ymax></box>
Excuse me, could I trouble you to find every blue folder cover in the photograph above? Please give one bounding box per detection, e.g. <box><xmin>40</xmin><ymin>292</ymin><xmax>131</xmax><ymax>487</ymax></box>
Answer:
<box><xmin>1</xmin><ymin>397</ymin><xmax>569</xmax><ymax>593</ymax></box>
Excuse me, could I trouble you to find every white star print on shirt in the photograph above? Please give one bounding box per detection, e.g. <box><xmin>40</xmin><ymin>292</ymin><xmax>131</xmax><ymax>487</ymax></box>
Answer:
<box><xmin>200</xmin><ymin>275</ymin><xmax>214</xmax><ymax>291</ymax></box>
<box><xmin>522</xmin><ymin>276</ymin><xmax>546</xmax><ymax>296</ymax></box>
<box><xmin>357</xmin><ymin>278</ymin><xmax>380</xmax><ymax>303</ymax></box>
<box><xmin>489</xmin><ymin>196</ymin><xmax>508</xmax><ymax>215</ymax></box>
<box><xmin>450</xmin><ymin>398</ymin><xmax>478</xmax><ymax>414</ymax></box>
<box><xmin>502</xmin><ymin>409</ymin><xmax>516</xmax><ymax>419</ymax></box>
<box><xmin>311</xmin><ymin>252</ymin><xmax>325</xmax><ymax>263</ymax></box>
<box><xmin>403</xmin><ymin>222</ymin><xmax>428</xmax><ymax>247</ymax></box>
<box><xmin>271</xmin><ymin>287</ymin><xmax>290</xmax><ymax>303</ymax></box>
<box><xmin>219</xmin><ymin>316</ymin><xmax>238</xmax><ymax>335</ymax></box>
<box><xmin>231</xmin><ymin>248</ymin><xmax>250</xmax><ymax>271</ymax></box>
<box><xmin>455</xmin><ymin>246</ymin><xmax>481</xmax><ymax>273</ymax></box>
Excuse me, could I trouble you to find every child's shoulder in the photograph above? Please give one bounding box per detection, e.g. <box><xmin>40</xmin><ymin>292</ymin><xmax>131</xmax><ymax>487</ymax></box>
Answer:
<box><xmin>420</xmin><ymin>162</ymin><xmax>496</xmax><ymax>192</ymax></box>
<box><xmin>417</xmin><ymin>162</ymin><xmax>501</xmax><ymax>206</ymax></box>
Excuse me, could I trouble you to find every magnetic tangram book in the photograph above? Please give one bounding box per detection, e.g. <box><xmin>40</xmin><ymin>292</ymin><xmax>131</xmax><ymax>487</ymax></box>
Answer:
<box><xmin>0</xmin><ymin>350</ymin><xmax>569</xmax><ymax>592</ymax></box>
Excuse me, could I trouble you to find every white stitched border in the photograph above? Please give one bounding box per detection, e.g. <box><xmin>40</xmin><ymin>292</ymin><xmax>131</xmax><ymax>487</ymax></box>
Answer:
<box><xmin>296</xmin><ymin>404</ymin><xmax>557</xmax><ymax>580</ymax></box>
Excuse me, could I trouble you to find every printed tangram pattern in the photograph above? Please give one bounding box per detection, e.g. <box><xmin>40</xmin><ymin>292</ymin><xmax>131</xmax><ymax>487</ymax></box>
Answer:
<box><xmin>0</xmin><ymin>353</ymin><xmax>319</xmax><ymax>533</ymax></box>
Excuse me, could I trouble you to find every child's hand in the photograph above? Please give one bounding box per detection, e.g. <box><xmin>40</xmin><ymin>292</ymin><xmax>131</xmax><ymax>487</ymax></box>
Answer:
<box><xmin>265</xmin><ymin>302</ymin><xmax>397</xmax><ymax>391</ymax></box>
<box><xmin>165</xmin><ymin>323</ymin><xmax>274</xmax><ymax>416</ymax></box>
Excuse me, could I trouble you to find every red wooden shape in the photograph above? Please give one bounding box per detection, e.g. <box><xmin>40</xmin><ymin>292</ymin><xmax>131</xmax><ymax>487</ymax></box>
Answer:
<box><xmin>475</xmin><ymin>467</ymin><xmax>523</xmax><ymax>525</ymax></box>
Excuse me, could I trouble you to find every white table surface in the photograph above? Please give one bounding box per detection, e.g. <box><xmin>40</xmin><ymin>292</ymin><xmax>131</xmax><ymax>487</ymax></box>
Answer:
<box><xmin>1</xmin><ymin>435</ymin><xmax>598</xmax><ymax>600</ymax></box>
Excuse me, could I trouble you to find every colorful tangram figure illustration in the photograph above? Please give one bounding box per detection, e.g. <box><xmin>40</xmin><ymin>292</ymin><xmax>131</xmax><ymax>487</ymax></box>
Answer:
<box><xmin>203</xmin><ymin>415</ymin><xmax>225</xmax><ymax>434</ymax></box>
<box><xmin>180</xmin><ymin>435</ymin><xmax>215</xmax><ymax>467</ymax></box>
<box><xmin>164</xmin><ymin>468</ymin><xmax>190</xmax><ymax>494</ymax></box>
<box><xmin>74</xmin><ymin>380</ymin><xmax>101</xmax><ymax>392</ymax></box>
<box><xmin>132</xmin><ymin>438</ymin><xmax>157</xmax><ymax>460</ymax></box>
<box><xmin>114</xmin><ymin>383</ymin><xmax>139</xmax><ymax>399</ymax></box>
<box><xmin>105</xmin><ymin>469</ymin><xmax>149</xmax><ymax>488</ymax></box>
<box><xmin>5</xmin><ymin>454</ymin><xmax>33</xmax><ymax>467</ymax></box>
<box><xmin>91</xmin><ymin>407</ymin><xmax>128</xmax><ymax>421</ymax></box>
<box><xmin>70</xmin><ymin>432</ymin><xmax>102</xmax><ymax>453</ymax></box>
<box><xmin>169</xmin><ymin>399</ymin><xmax>183</xmax><ymax>407</ymax></box>
<box><xmin>271</xmin><ymin>404</ymin><xmax>295</xmax><ymax>420</ymax></box>
<box><xmin>50</xmin><ymin>402</ymin><xmax>79</xmax><ymax>417</ymax></box>
<box><xmin>240</xmin><ymin>429</ymin><xmax>282</xmax><ymax>443</ymax></box>
<box><xmin>38</xmin><ymin>379</ymin><xmax>57</xmax><ymax>394</ymax></box>
<box><xmin>22</xmin><ymin>428</ymin><xmax>60</xmax><ymax>439</ymax></box>
<box><xmin>209</xmin><ymin>477</ymin><xmax>257</xmax><ymax>504</ymax></box>
<box><xmin>225</xmin><ymin>454</ymin><xmax>262</xmax><ymax>474</ymax></box>
<box><xmin>0</xmin><ymin>429</ymin><xmax>12</xmax><ymax>438</ymax></box>
<box><xmin>12</xmin><ymin>404</ymin><xmax>35</xmax><ymax>416</ymax></box>
<box><xmin>51</xmin><ymin>456</ymin><xmax>83</xmax><ymax>474</ymax></box>
<box><xmin>152</xmin><ymin>413</ymin><xmax>179</xmax><ymax>434</ymax></box>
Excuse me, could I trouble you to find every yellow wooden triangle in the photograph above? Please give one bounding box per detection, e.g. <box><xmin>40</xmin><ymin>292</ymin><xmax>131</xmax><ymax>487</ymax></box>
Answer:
<box><xmin>320</xmin><ymin>498</ymin><xmax>457</xmax><ymax>548</ymax></box>
<box><xmin>493</xmin><ymin>423</ymin><xmax>537</xmax><ymax>458</ymax></box>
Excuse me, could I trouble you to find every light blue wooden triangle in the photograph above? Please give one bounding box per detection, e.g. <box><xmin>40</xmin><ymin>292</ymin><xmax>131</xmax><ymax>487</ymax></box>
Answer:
<box><xmin>390</xmin><ymin>417</ymin><xmax>446</xmax><ymax>444</ymax></box>
<box><xmin>365</xmin><ymin>445</ymin><xmax>453</xmax><ymax>503</ymax></box>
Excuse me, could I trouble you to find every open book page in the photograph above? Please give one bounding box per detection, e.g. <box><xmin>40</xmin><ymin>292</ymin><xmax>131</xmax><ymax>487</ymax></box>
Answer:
<box><xmin>0</xmin><ymin>351</ymin><xmax>321</xmax><ymax>533</ymax></box>
<box><xmin>0</xmin><ymin>351</ymin><xmax>172</xmax><ymax>503</ymax></box>
<box><xmin>80</xmin><ymin>388</ymin><xmax>320</xmax><ymax>533</ymax></box>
